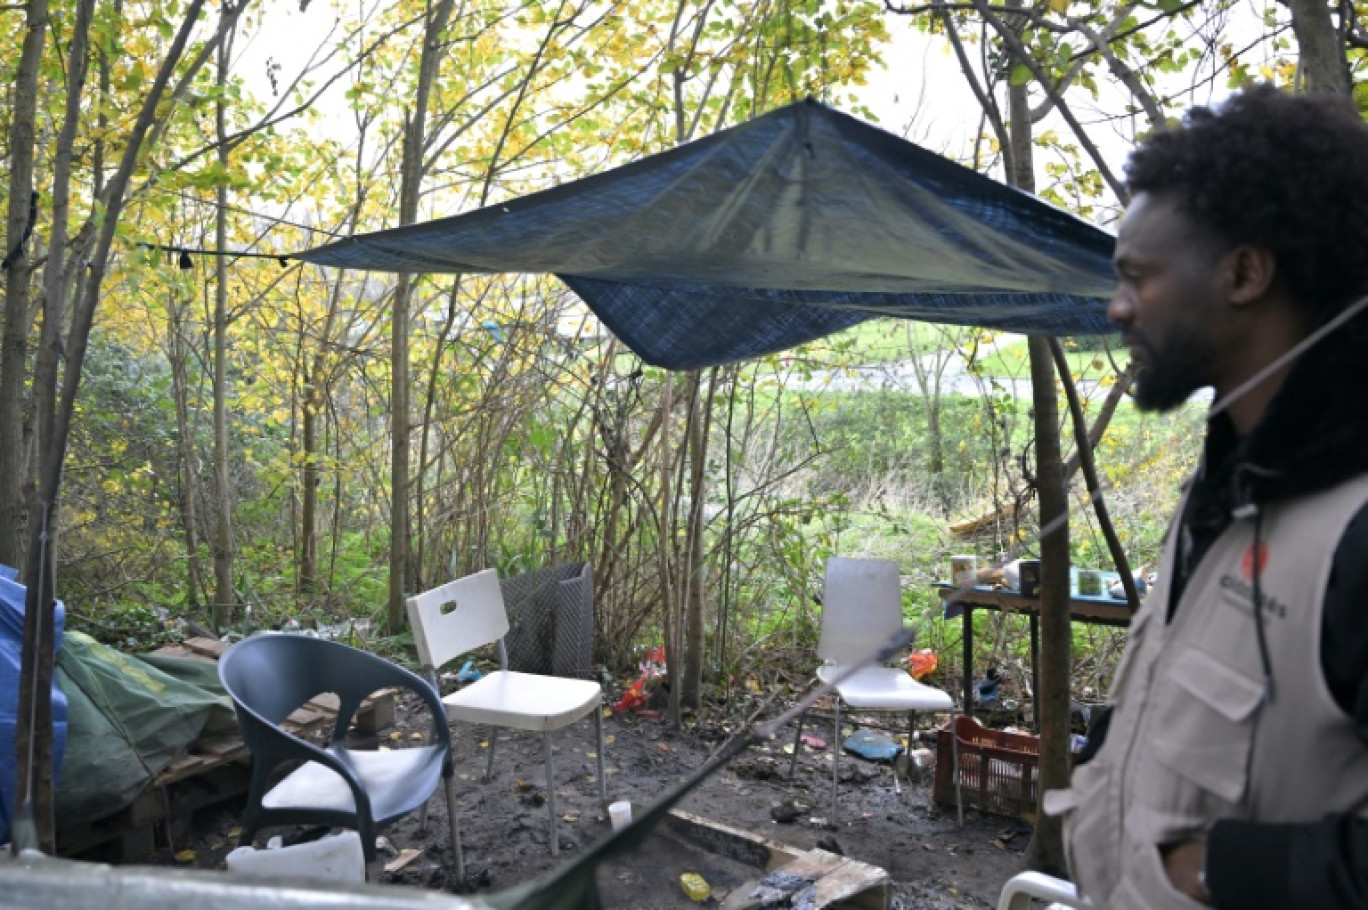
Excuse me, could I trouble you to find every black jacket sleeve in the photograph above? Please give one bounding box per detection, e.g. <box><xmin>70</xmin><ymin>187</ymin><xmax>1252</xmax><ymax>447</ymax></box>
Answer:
<box><xmin>1205</xmin><ymin>503</ymin><xmax>1368</xmax><ymax>909</ymax></box>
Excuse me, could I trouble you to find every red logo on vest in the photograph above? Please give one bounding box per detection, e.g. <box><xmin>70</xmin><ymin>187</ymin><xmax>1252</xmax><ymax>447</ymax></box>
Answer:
<box><xmin>1241</xmin><ymin>542</ymin><xmax>1269</xmax><ymax>580</ymax></box>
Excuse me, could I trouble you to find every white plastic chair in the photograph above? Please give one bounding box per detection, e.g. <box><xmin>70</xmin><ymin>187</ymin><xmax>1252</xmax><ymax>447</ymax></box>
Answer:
<box><xmin>788</xmin><ymin>557</ymin><xmax>960</xmax><ymax>822</ymax></box>
<box><xmin>997</xmin><ymin>871</ymin><xmax>1090</xmax><ymax>910</ymax></box>
<box><xmin>407</xmin><ymin>568</ymin><xmax>606</xmax><ymax>874</ymax></box>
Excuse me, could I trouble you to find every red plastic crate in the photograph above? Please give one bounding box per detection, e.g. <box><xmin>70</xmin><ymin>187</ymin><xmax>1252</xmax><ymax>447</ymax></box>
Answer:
<box><xmin>933</xmin><ymin>716</ymin><xmax>1044</xmax><ymax>820</ymax></box>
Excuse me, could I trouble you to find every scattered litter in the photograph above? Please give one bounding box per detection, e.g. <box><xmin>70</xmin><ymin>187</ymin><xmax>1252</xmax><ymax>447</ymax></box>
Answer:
<box><xmin>679</xmin><ymin>872</ymin><xmax>711</xmax><ymax>902</ymax></box>
<box><xmin>612</xmin><ymin>645</ymin><xmax>667</xmax><ymax>713</ymax></box>
<box><xmin>842</xmin><ymin>729</ymin><xmax>903</xmax><ymax>763</ymax></box>
<box><xmin>799</xmin><ymin>733</ymin><xmax>827</xmax><ymax>750</ymax></box>
<box><xmin>749</xmin><ymin>871</ymin><xmax>816</xmax><ymax>907</ymax></box>
<box><xmin>905</xmin><ymin>648</ymin><xmax>938</xmax><ymax>680</ymax></box>
<box><xmin>455</xmin><ymin>660</ymin><xmax>483</xmax><ymax>684</ymax></box>
<box><xmin>384</xmin><ymin>847</ymin><xmax>424</xmax><ymax>873</ymax></box>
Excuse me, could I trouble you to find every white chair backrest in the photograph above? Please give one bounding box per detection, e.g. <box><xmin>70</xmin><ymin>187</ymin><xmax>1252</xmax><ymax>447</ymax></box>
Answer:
<box><xmin>818</xmin><ymin>557</ymin><xmax>904</xmax><ymax>666</ymax></box>
<box><xmin>406</xmin><ymin>568</ymin><xmax>510</xmax><ymax>672</ymax></box>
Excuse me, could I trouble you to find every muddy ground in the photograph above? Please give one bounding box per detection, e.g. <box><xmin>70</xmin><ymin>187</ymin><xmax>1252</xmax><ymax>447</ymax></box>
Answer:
<box><xmin>154</xmin><ymin>685</ymin><xmax>1033</xmax><ymax>909</ymax></box>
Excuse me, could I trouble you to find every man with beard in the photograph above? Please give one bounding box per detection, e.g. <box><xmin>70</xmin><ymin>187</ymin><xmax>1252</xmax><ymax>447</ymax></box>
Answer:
<box><xmin>1043</xmin><ymin>85</ymin><xmax>1368</xmax><ymax>908</ymax></box>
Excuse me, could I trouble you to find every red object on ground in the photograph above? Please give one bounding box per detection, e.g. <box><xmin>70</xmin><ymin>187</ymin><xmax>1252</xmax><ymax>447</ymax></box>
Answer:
<box><xmin>800</xmin><ymin>734</ymin><xmax>827</xmax><ymax>750</ymax></box>
<box><xmin>612</xmin><ymin>674</ymin><xmax>649</xmax><ymax>713</ymax></box>
<box><xmin>906</xmin><ymin>648</ymin><xmax>938</xmax><ymax>680</ymax></box>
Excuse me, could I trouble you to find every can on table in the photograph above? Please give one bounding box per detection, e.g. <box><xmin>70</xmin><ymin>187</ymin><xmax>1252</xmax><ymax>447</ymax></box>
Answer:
<box><xmin>1018</xmin><ymin>559</ymin><xmax>1041</xmax><ymax>597</ymax></box>
<box><xmin>1077</xmin><ymin>569</ymin><xmax>1103</xmax><ymax>597</ymax></box>
<box><xmin>951</xmin><ymin>554</ymin><xmax>977</xmax><ymax>587</ymax></box>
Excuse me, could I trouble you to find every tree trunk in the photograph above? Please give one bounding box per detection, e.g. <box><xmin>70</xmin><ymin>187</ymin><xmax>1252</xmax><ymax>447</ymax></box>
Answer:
<box><xmin>387</xmin><ymin>0</ymin><xmax>456</xmax><ymax>633</ymax></box>
<box><xmin>300</xmin><ymin>372</ymin><xmax>320</xmax><ymax>596</ymax></box>
<box><xmin>13</xmin><ymin>0</ymin><xmax>92</xmax><ymax>851</ymax></box>
<box><xmin>0</xmin><ymin>0</ymin><xmax>49</xmax><ymax>573</ymax></box>
<box><xmin>14</xmin><ymin>0</ymin><xmax>217</xmax><ymax>850</ymax></box>
<box><xmin>1007</xmin><ymin>61</ymin><xmax>1071</xmax><ymax>876</ymax></box>
<box><xmin>1281</xmin><ymin>0</ymin><xmax>1350</xmax><ymax>94</ymax></box>
<box><xmin>167</xmin><ymin>289</ymin><xmax>205</xmax><ymax>608</ymax></box>
<box><xmin>211</xmin><ymin>36</ymin><xmax>236</xmax><ymax>628</ymax></box>
<box><xmin>681</xmin><ymin>369</ymin><xmax>715</xmax><ymax>709</ymax></box>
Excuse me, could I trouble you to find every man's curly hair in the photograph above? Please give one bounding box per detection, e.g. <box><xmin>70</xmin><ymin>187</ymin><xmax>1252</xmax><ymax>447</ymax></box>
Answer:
<box><xmin>1126</xmin><ymin>84</ymin><xmax>1368</xmax><ymax>317</ymax></box>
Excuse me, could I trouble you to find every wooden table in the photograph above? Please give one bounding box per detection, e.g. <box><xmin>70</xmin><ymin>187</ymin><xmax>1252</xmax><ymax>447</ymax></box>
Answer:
<box><xmin>934</xmin><ymin>582</ymin><xmax>1134</xmax><ymax>722</ymax></box>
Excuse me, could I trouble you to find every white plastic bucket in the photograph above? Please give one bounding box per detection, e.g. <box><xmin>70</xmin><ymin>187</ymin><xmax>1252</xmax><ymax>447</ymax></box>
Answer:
<box><xmin>225</xmin><ymin>830</ymin><xmax>366</xmax><ymax>884</ymax></box>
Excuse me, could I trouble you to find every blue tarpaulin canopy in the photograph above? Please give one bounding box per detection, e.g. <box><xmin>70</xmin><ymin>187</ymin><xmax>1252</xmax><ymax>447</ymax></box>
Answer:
<box><xmin>298</xmin><ymin>100</ymin><xmax>1117</xmax><ymax>369</ymax></box>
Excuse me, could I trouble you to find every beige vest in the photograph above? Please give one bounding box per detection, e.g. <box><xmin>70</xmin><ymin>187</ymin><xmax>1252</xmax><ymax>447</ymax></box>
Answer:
<box><xmin>1044</xmin><ymin>474</ymin><xmax>1368</xmax><ymax>909</ymax></box>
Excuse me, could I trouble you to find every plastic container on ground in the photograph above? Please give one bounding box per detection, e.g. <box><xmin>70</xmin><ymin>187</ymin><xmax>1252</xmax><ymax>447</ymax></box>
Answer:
<box><xmin>225</xmin><ymin>830</ymin><xmax>365</xmax><ymax>884</ymax></box>
<box><xmin>608</xmin><ymin>800</ymin><xmax>632</xmax><ymax>831</ymax></box>
<box><xmin>934</xmin><ymin>716</ymin><xmax>1068</xmax><ymax>820</ymax></box>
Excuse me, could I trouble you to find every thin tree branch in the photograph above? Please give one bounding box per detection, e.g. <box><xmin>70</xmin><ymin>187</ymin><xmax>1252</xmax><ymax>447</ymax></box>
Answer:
<box><xmin>970</xmin><ymin>0</ymin><xmax>1130</xmax><ymax>202</ymax></box>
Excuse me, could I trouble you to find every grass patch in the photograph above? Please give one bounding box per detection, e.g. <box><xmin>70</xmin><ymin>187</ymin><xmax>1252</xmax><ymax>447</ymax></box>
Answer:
<box><xmin>972</xmin><ymin>338</ymin><xmax>1121</xmax><ymax>381</ymax></box>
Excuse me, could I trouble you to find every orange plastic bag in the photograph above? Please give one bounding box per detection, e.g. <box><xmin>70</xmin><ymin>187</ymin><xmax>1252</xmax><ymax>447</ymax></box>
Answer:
<box><xmin>906</xmin><ymin>648</ymin><xmax>938</xmax><ymax>680</ymax></box>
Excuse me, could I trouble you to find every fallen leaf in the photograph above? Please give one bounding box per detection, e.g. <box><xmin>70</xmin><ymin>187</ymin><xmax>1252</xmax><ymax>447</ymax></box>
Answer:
<box><xmin>388</xmin><ymin>732</ymin><xmax>402</xmax><ymax>741</ymax></box>
<box><xmin>656</xmin><ymin>742</ymin><xmax>674</xmax><ymax>752</ymax></box>
<box><xmin>562</xmin><ymin>811</ymin><xmax>580</xmax><ymax>823</ymax></box>
<box><xmin>227</xmin><ymin>827</ymin><xmax>242</xmax><ymax>838</ymax></box>
<box><xmin>174</xmin><ymin>849</ymin><xmax>196</xmax><ymax>863</ymax></box>
<box><xmin>409</xmin><ymin>732</ymin><xmax>424</xmax><ymax>741</ymax></box>
<box><xmin>604</xmin><ymin>735</ymin><xmax>616</xmax><ymax>746</ymax></box>
<box><xmin>586</xmin><ymin>751</ymin><xmax>597</xmax><ymax>759</ymax></box>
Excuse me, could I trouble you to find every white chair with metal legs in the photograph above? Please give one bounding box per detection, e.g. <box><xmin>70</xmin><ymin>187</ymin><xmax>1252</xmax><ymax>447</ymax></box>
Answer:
<box><xmin>788</xmin><ymin>557</ymin><xmax>961</xmax><ymax>824</ymax></box>
<box><xmin>407</xmin><ymin>568</ymin><xmax>606</xmax><ymax>876</ymax></box>
<box><xmin>997</xmin><ymin>871</ymin><xmax>1090</xmax><ymax>910</ymax></box>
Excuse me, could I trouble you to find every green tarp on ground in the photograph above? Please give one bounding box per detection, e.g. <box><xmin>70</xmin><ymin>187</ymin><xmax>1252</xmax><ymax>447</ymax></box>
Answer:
<box><xmin>55</xmin><ymin>632</ymin><xmax>235</xmax><ymax>822</ymax></box>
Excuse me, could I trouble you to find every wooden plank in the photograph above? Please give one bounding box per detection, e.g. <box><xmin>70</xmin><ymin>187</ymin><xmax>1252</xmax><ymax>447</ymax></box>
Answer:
<box><xmin>664</xmin><ymin>809</ymin><xmax>804</xmax><ymax>871</ymax></box>
<box><xmin>354</xmin><ymin>691</ymin><xmax>396</xmax><ymax>735</ymax></box>
<box><xmin>384</xmin><ymin>847</ymin><xmax>424</xmax><ymax>874</ymax></box>
<box><xmin>812</xmin><ymin>855</ymin><xmax>890</xmax><ymax>910</ymax></box>
<box><xmin>182</xmin><ymin>637</ymin><xmax>228</xmax><ymax>658</ymax></box>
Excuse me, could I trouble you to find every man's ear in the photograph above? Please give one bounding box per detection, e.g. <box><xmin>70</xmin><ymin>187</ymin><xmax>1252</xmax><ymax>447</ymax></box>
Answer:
<box><xmin>1226</xmin><ymin>244</ymin><xmax>1277</xmax><ymax>307</ymax></box>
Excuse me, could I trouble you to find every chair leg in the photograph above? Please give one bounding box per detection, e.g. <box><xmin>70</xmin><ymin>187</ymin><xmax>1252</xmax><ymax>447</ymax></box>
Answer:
<box><xmin>951</xmin><ymin>708</ymin><xmax>964</xmax><ymax>828</ymax></box>
<box><xmin>788</xmin><ymin>709</ymin><xmax>807</xmax><ymax>779</ymax></box>
<box><xmin>593</xmin><ymin>706</ymin><xmax>607</xmax><ymax>806</ymax></box>
<box><xmin>443</xmin><ymin>771</ymin><xmax>466</xmax><ymax>880</ymax></box>
<box><xmin>831</xmin><ymin>697</ymin><xmax>842</xmax><ymax>822</ymax></box>
<box><xmin>544</xmin><ymin>732</ymin><xmax>559</xmax><ymax>856</ymax></box>
<box><xmin>485</xmin><ymin>728</ymin><xmax>499</xmax><ymax>781</ymax></box>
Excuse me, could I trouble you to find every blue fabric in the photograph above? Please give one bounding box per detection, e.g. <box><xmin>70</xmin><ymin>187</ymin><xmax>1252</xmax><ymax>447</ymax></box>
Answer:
<box><xmin>0</xmin><ymin>569</ymin><xmax>68</xmax><ymax>845</ymax></box>
<box><xmin>298</xmin><ymin>100</ymin><xmax>1117</xmax><ymax>369</ymax></box>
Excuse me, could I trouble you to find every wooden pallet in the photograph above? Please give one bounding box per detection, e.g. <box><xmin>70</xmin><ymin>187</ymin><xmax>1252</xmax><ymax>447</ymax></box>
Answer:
<box><xmin>57</xmin><ymin>636</ymin><xmax>397</xmax><ymax>860</ymax></box>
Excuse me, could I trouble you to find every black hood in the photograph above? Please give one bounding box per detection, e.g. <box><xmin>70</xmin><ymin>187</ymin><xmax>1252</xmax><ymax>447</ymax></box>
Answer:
<box><xmin>1211</xmin><ymin>309</ymin><xmax>1368</xmax><ymax>508</ymax></box>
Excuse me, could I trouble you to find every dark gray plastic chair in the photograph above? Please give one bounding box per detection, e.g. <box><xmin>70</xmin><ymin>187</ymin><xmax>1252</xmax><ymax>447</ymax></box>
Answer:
<box><xmin>218</xmin><ymin>633</ymin><xmax>459</xmax><ymax>865</ymax></box>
